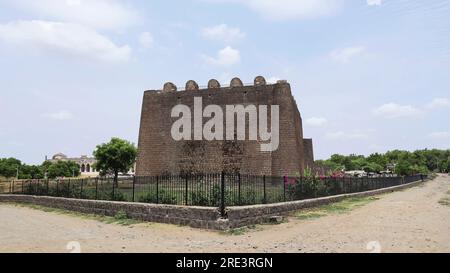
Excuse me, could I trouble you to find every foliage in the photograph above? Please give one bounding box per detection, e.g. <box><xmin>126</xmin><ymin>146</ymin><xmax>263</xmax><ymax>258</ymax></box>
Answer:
<box><xmin>46</xmin><ymin>161</ymin><xmax>80</xmax><ymax>179</ymax></box>
<box><xmin>0</xmin><ymin>158</ymin><xmax>22</xmax><ymax>178</ymax></box>
<box><xmin>93</xmin><ymin>138</ymin><xmax>137</xmax><ymax>184</ymax></box>
<box><xmin>190</xmin><ymin>190</ymin><xmax>212</xmax><ymax>206</ymax></box>
<box><xmin>316</xmin><ymin>149</ymin><xmax>450</xmax><ymax>175</ymax></box>
<box><xmin>114</xmin><ymin>209</ymin><xmax>128</xmax><ymax>220</ymax></box>
<box><xmin>137</xmin><ymin>190</ymin><xmax>178</xmax><ymax>205</ymax></box>
<box><xmin>0</xmin><ymin>157</ymin><xmax>79</xmax><ymax>179</ymax></box>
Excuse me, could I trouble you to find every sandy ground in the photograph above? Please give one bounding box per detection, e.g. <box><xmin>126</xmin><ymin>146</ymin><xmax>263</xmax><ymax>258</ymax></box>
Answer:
<box><xmin>0</xmin><ymin>174</ymin><xmax>449</xmax><ymax>253</ymax></box>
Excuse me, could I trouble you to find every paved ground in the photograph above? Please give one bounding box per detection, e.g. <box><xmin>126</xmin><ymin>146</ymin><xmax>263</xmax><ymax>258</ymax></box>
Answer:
<box><xmin>0</xmin><ymin>174</ymin><xmax>449</xmax><ymax>253</ymax></box>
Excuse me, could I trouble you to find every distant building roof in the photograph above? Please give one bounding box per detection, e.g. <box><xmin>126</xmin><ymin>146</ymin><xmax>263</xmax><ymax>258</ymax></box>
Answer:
<box><xmin>52</xmin><ymin>153</ymin><xmax>68</xmax><ymax>160</ymax></box>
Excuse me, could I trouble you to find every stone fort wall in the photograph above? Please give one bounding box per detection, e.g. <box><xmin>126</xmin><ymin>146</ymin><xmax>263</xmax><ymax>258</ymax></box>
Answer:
<box><xmin>136</xmin><ymin>76</ymin><xmax>313</xmax><ymax>176</ymax></box>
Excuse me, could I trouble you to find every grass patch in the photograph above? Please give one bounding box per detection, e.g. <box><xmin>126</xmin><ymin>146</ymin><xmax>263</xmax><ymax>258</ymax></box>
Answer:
<box><xmin>223</xmin><ymin>225</ymin><xmax>260</xmax><ymax>236</ymax></box>
<box><xmin>438</xmin><ymin>197</ymin><xmax>450</xmax><ymax>207</ymax></box>
<box><xmin>8</xmin><ymin>203</ymin><xmax>142</xmax><ymax>226</ymax></box>
<box><xmin>293</xmin><ymin>196</ymin><xmax>380</xmax><ymax>220</ymax></box>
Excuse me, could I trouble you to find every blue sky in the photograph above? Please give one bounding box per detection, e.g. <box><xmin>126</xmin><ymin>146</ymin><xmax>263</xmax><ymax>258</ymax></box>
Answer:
<box><xmin>0</xmin><ymin>0</ymin><xmax>449</xmax><ymax>164</ymax></box>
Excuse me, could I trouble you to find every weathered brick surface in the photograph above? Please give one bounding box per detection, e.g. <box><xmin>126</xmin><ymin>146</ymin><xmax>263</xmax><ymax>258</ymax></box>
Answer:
<box><xmin>136</xmin><ymin>80</ymin><xmax>313</xmax><ymax>176</ymax></box>
<box><xmin>303</xmin><ymin>138</ymin><xmax>314</xmax><ymax>170</ymax></box>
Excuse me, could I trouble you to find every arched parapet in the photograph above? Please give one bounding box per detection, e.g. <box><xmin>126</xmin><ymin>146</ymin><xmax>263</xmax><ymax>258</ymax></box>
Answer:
<box><xmin>163</xmin><ymin>82</ymin><xmax>177</xmax><ymax>93</ymax></box>
<box><xmin>185</xmin><ymin>80</ymin><xmax>199</xmax><ymax>91</ymax></box>
<box><xmin>208</xmin><ymin>79</ymin><xmax>221</xmax><ymax>89</ymax></box>
<box><xmin>230</xmin><ymin>77</ymin><xmax>243</xmax><ymax>88</ymax></box>
<box><xmin>254</xmin><ymin>76</ymin><xmax>266</xmax><ymax>86</ymax></box>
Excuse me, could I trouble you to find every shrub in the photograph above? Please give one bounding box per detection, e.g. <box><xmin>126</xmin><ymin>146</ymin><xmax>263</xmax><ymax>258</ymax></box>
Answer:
<box><xmin>138</xmin><ymin>192</ymin><xmax>157</xmax><ymax>203</ymax></box>
<box><xmin>114</xmin><ymin>209</ymin><xmax>128</xmax><ymax>220</ymax></box>
<box><xmin>137</xmin><ymin>190</ymin><xmax>178</xmax><ymax>205</ymax></box>
<box><xmin>190</xmin><ymin>191</ymin><xmax>211</xmax><ymax>206</ymax></box>
<box><xmin>112</xmin><ymin>192</ymin><xmax>126</xmax><ymax>201</ymax></box>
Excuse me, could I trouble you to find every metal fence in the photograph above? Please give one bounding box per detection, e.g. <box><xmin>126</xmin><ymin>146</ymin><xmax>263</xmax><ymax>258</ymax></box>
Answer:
<box><xmin>1</xmin><ymin>173</ymin><xmax>426</xmax><ymax>217</ymax></box>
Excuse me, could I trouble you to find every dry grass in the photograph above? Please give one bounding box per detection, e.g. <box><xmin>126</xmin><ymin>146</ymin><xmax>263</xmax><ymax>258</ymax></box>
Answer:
<box><xmin>293</xmin><ymin>196</ymin><xmax>380</xmax><ymax>220</ymax></box>
<box><xmin>439</xmin><ymin>186</ymin><xmax>450</xmax><ymax>207</ymax></box>
<box><xmin>438</xmin><ymin>197</ymin><xmax>450</xmax><ymax>207</ymax></box>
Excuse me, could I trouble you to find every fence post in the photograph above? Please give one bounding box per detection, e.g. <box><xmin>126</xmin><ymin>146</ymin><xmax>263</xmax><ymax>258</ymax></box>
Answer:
<box><xmin>238</xmin><ymin>173</ymin><xmax>241</xmax><ymax>205</ymax></box>
<box><xmin>112</xmin><ymin>178</ymin><xmax>115</xmax><ymax>201</ymax></box>
<box><xmin>80</xmin><ymin>179</ymin><xmax>84</xmax><ymax>199</ymax></box>
<box><xmin>21</xmin><ymin>180</ymin><xmax>24</xmax><ymax>194</ymax></box>
<box><xmin>132</xmin><ymin>176</ymin><xmax>136</xmax><ymax>202</ymax></box>
<box><xmin>263</xmin><ymin>175</ymin><xmax>267</xmax><ymax>204</ymax></box>
<box><xmin>185</xmin><ymin>174</ymin><xmax>189</xmax><ymax>206</ymax></box>
<box><xmin>283</xmin><ymin>176</ymin><xmax>286</xmax><ymax>202</ymax></box>
<box><xmin>95</xmin><ymin>178</ymin><xmax>98</xmax><ymax>200</ymax></box>
<box><xmin>220</xmin><ymin>172</ymin><xmax>225</xmax><ymax>218</ymax></box>
<box><xmin>56</xmin><ymin>179</ymin><xmax>59</xmax><ymax>196</ymax></box>
<box><xmin>156</xmin><ymin>175</ymin><xmax>159</xmax><ymax>204</ymax></box>
<box><xmin>343</xmin><ymin>177</ymin><xmax>347</xmax><ymax>193</ymax></box>
<box><xmin>67</xmin><ymin>179</ymin><xmax>71</xmax><ymax>198</ymax></box>
<box><xmin>156</xmin><ymin>176</ymin><xmax>159</xmax><ymax>204</ymax></box>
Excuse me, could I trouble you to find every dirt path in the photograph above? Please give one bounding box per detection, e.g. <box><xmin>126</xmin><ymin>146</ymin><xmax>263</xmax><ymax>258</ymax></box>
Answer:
<box><xmin>1</xmin><ymin>174</ymin><xmax>449</xmax><ymax>253</ymax></box>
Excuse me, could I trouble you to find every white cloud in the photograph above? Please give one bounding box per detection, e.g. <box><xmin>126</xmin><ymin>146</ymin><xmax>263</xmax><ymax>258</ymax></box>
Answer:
<box><xmin>4</xmin><ymin>0</ymin><xmax>140</xmax><ymax>30</ymax></box>
<box><xmin>325</xmin><ymin>131</ymin><xmax>368</xmax><ymax>140</ymax></box>
<box><xmin>42</xmin><ymin>110</ymin><xmax>74</xmax><ymax>121</ymax></box>
<box><xmin>0</xmin><ymin>20</ymin><xmax>131</xmax><ymax>63</ymax></box>
<box><xmin>210</xmin><ymin>0</ymin><xmax>343</xmax><ymax>20</ymax></box>
<box><xmin>367</xmin><ymin>0</ymin><xmax>382</xmax><ymax>6</ymax></box>
<box><xmin>305</xmin><ymin>117</ymin><xmax>328</xmax><ymax>127</ymax></box>
<box><xmin>373</xmin><ymin>103</ymin><xmax>422</xmax><ymax>119</ymax></box>
<box><xmin>204</xmin><ymin>46</ymin><xmax>240</xmax><ymax>66</ymax></box>
<box><xmin>425</xmin><ymin>98</ymin><xmax>450</xmax><ymax>109</ymax></box>
<box><xmin>202</xmin><ymin>24</ymin><xmax>246</xmax><ymax>43</ymax></box>
<box><xmin>330</xmin><ymin>46</ymin><xmax>366</xmax><ymax>63</ymax></box>
<box><xmin>373</xmin><ymin>103</ymin><xmax>421</xmax><ymax>118</ymax></box>
<box><xmin>139</xmin><ymin>32</ymin><xmax>154</xmax><ymax>48</ymax></box>
<box><xmin>428</xmin><ymin>131</ymin><xmax>450</xmax><ymax>139</ymax></box>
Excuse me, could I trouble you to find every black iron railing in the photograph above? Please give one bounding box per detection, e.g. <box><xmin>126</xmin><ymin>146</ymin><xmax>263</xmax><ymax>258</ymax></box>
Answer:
<box><xmin>1</xmin><ymin>173</ymin><xmax>426</xmax><ymax>217</ymax></box>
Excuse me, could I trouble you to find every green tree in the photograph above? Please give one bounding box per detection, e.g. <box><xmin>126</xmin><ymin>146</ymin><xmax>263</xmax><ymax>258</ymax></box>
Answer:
<box><xmin>362</xmin><ymin>162</ymin><xmax>384</xmax><ymax>173</ymax></box>
<box><xmin>93</xmin><ymin>138</ymin><xmax>137</xmax><ymax>185</ymax></box>
<box><xmin>0</xmin><ymin>158</ymin><xmax>21</xmax><ymax>178</ymax></box>
<box><xmin>19</xmin><ymin>164</ymin><xmax>44</xmax><ymax>179</ymax></box>
<box><xmin>367</xmin><ymin>153</ymin><xmax>388</xmax><ymax>167</ymax></box>
<box><xmin>46</xmin><ymin>161</ymin><xmax>80</xmax><ymax>179</ymax></box>
<box><xmin>315</xmin><ymin>159</ymin><xmax>343</xmax><ymax>172</ymax></box>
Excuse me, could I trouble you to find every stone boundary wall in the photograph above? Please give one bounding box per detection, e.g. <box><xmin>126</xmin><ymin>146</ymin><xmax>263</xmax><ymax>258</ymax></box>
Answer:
<box><xmin>225</xmin><ymin>179</ymin><xmax>426</xmax><ymax>229</ymax></box>
<box><xmin>0</xmin><ymin>179</ymin><xmax>427</xmax><ymax>230</ymax></box>
<box><xmin>0</xmin><ymin>195</ymin><xmax>223</xmax><ymax>230</ymax></box>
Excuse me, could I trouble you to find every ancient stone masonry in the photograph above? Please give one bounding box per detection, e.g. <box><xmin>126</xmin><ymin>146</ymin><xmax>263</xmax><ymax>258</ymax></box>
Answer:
<box><xmin>303</xmin><ymin>139</ymin><xmax>315</xmax><ymax>170</ymax></box>
<box><xmin>136</xmin><ymin>76</ymin><xmax>314</xmax><ymax>176</ymax></box>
